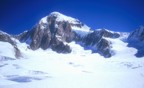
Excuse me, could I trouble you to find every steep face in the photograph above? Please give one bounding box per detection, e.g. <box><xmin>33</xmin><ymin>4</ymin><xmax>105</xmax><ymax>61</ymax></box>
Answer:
<box><xmin>0</xmin><ymin>31</ymin><xmax>22</xmax><ymax>58</ymax></box>
<box><xmin>128</xmin><ymin>26</ymin><xmax>144</xmax><ymax>57</ymax></box>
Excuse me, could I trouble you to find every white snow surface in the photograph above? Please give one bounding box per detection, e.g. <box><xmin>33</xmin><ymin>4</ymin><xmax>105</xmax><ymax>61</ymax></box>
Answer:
<box><xmin>0</xmin><ymin>38</ymin><xmax>144</xmax><ymax>88</ymax></box>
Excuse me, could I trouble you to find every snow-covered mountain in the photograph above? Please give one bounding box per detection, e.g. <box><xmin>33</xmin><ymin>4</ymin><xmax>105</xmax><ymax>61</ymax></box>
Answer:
<box><xmin>14</xmin><ymin>12</ymin><xmax>122</xmax><ymax>58</ymax></box>
<box><xmin>0</xmin><ymin>12</ymin><xmax>144</xmax><ymax>88</ymax></box>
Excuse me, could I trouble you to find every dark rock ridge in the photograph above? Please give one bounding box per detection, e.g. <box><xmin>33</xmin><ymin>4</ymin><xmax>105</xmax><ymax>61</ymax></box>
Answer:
<box><xmin>0</xmin><ymin>31</ymin><xmax>22</xmax><ymax>58</ymax></box>
<box><xmin>76</xmin><ymin>29</ymin><xmax>120</xmax><ymax>58</ymax></box>
<box><xmin>128</xmin><ymin>26</ymin><xmax>144</xmax><ymax>57</ymax></box>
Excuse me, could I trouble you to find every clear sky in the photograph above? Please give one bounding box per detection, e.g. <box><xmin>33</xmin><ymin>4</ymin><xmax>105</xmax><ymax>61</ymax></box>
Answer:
<box><xmin>0</xmin><ymin>0</ymin><xmax>144</xmax><ymax>34</ymax></box>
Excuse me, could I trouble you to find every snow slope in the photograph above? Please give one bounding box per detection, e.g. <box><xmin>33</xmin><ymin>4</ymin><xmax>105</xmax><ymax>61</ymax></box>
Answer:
<box><xmin>0</xmin><ymin>37</ymin><xmax>144</xmax><ymax>88</ymax></box>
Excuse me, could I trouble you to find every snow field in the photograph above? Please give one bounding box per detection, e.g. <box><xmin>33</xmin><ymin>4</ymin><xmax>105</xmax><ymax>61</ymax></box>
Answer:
<box><xmin>0</xmin><ymin>37</ymin><xmax>144</xmax><ymax>88</ymax></box>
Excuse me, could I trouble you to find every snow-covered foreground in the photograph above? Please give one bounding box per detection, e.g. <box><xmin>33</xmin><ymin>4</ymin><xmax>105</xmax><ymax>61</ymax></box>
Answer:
<box><xmin>0</xmin><ymin>38</ymin><xmax>144</xmax><ymax>88</ymax></box>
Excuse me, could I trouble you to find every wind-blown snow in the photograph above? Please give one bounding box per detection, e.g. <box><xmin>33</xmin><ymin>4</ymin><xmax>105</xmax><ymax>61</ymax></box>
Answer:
<box><xmin>0</xmin><ymin>37</ymin><xmax>144</xmax><ymax>88</ymax></box>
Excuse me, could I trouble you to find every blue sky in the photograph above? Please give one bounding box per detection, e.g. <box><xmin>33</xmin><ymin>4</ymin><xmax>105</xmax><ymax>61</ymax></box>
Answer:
<box><xmin>0</xmin><ymin>0</ymin><xmax>144</xmax><ymax>34</ymax></box>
